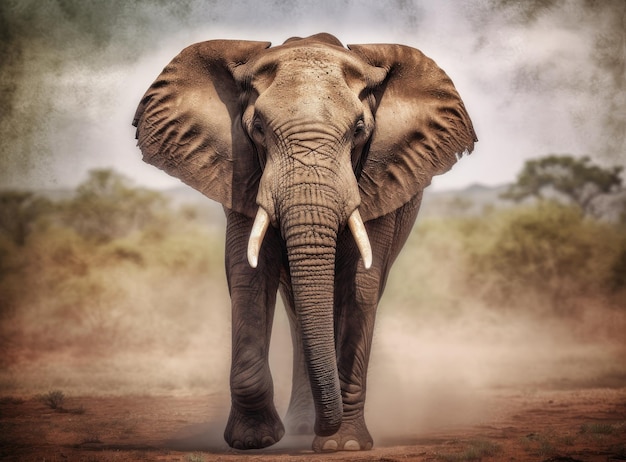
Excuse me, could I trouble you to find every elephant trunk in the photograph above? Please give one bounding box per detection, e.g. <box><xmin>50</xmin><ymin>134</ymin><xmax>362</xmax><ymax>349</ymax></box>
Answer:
<box><xmin>246</xmin><ymin>133</ymin><xmax>373</xmax><ymax>436</ymax></box>
<box><xmin>282</xmin><ymin>194</ymin><xmax>343</xmax><ymax>437</ymax></box>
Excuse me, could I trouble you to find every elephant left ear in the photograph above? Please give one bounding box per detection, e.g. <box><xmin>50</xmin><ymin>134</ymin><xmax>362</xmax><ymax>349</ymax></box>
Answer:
<box><xmin>132</xmin><ymin>40</ymin><xmax>271</xmax><ymax>218</ymax></box>
<box><xmin>348</xmin><ymin>44</ymin><xmax>477</xmax><ymax>221</ymax></box>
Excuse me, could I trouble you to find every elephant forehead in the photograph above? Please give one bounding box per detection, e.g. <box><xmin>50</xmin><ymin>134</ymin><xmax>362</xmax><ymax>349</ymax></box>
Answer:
<box><xmin>258</xmin><ymin>75</ymin><xmax>361</xmax><ymax>124</ymax></box>
<box><xmin>288</xmin><ymin>49</ymin><xmax>336</xmax><ymax>70</ymax></box>
<box><xmin>252</xmin><ymin>45</ymin><xmax>367</xmax><ymax>86</ymax></box>
<box><xmin>249</xmin><ymin>46</ymin><xmax>368</xmax><ymax>123</ymax></box>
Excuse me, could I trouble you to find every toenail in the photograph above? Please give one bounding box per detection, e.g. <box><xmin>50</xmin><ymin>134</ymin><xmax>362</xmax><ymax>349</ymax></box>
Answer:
<box><xmin>232</xmin><ymin>440</ymin><xmax>244</xmax><ymax>450</ymax></box>
<box><xmin>322</xmin><ymin>439</ymin><xmax>338</xmax><ymax>451</ymax></box>
<box><xmin>261</xmin><ymin>436</ymin><xmax>276</xmax><ymax>447</ymax></box>
<box><xmin>344</xmin><ymin>439</ymin><xmax>360</xmax><ymax>451</ymax></box>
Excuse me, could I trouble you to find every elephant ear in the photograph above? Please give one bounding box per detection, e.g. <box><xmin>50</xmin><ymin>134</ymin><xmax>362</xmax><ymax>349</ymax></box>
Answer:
<box><xmin>133</xmin><ymin>39</ymin><xmax>271</xmax><ymax>218</ymax></box>
<box><xmin>348</xmin><ymin>44</ymin><xmax>477</xmax><ymax>221</ymax></box>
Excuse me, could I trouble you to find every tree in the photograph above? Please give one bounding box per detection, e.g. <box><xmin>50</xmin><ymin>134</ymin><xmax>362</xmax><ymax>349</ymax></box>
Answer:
<box><xmin>503</xmin><ymin>155</ymin><xmax>623</xmax><ymax>216</ymax></box>
<box><xmin>64</xmin><ymin>169</ymin><xmax>169</xmax><ymax>242</ymax></box>
<box><xmin>0</xmin><ymin>191</ymin><xmax>51</xmax><ymax>246</ymax></box>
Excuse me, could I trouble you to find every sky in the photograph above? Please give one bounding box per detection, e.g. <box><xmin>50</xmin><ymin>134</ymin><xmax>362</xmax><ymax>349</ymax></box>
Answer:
<box><xmin>1</xmin><ymin>0</ymin><xmax>624</xmax><ymax>192</ymax></box>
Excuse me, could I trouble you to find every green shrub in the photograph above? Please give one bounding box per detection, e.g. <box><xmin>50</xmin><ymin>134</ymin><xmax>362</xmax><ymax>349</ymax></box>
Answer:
<box><xmin>387</xmin><ymin>200</ymin><xmax>624</xmax><ymax>317</ymax></box>
<box><xmin>462</xmin><ymin>202</ymin><xmax>622</xmax><ymax>314</ymax></box>
<box><xmin>62</xmin><ymin>169</ymin><xmax>171</xmax><ymax>243</ymax></box>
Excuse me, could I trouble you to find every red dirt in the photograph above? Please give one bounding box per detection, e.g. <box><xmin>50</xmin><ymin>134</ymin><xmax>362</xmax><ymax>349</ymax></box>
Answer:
<box><xmin>2</xmin><ymin>289</ymin><xmax>625</xmax><ymax>461</ymax></box>
<box><xmin>1</xmin><ymin>387</ymin><xmax>625</xmax><ymax>461</ymax></box>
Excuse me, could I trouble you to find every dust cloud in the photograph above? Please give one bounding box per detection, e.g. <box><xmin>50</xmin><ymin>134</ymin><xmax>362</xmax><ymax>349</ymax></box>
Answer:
<box><xmin>1</xmin><ymin>233</ymin><xmax>624</xmax><ymax>451</ymax></box>
<box><xmin>267</xmin><ymin>298</ymin><xmax>626</xmax><ymax>446</ymax></box>
<box><xmin>367</xmin><ymin>307</ymin><xmax>624</xmax><ymax>442</ymax></box>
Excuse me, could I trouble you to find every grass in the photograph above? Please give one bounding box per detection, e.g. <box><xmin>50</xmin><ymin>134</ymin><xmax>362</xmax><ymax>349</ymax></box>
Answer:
<box><xmin>437</xmin><ymin>439</ymin><xmax>502</xmax><ymax>461</ymax></box>
<box><xmin>36</xmin><ymin>390</ymin><xmax>86</xmax><ymax>414</ymax></box>
<box><xmin>580</xmin><ymin>422</ymin><xmax>616</xmax><ymax>435</ymax></box>
<box><xmin>518</xmin><ymin>425</ymin><xmax>618</xmax><ymax>459</ymax></box>
<box><xmin>186</xmin><ymin>454</ymin><xmax>206</xmax><ymax>462</ymax></box>
<box><xmin>0</xmin><ymin>396</ymin><xmax>25</xmax><ymax>405</ymax></box>
<box><xmin>520</xmin><ymin>431</ymin><xmax>560</xmax><ymax>458</ymax></box>
<box><xmin>79</xmin><ymin>432</ymin><xmax>103</xmax><ymax>445</ymax></box>
<box><xmin>37</xmin><ymin>390</ymin><xmax>65</xmax><ymax>410</ymax></box>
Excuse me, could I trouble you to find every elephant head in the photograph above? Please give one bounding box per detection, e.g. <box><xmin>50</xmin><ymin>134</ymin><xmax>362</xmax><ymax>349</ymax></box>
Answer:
<box><xmin>133</xmin><ymin>33</ymin><xmax>476</xmax><ymax>436</ymax></box>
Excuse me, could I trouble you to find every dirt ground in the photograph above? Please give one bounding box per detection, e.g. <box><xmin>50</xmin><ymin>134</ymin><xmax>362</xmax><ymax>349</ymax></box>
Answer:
<box><xmin>1</xmin><ymin>386</ymin><xmax>625</xmax><ymax>461</ymax></box>
<box><xmin>2</xmin><ymin>288</ymin><xmax>625</xmax><ymax>461</ymax></box>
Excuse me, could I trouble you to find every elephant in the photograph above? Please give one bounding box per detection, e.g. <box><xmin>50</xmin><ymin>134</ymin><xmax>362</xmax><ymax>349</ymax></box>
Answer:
<box><xmin>132</xmin><ymin>32</ymin><xmax>476</xmax><ymax>452</ymax></box>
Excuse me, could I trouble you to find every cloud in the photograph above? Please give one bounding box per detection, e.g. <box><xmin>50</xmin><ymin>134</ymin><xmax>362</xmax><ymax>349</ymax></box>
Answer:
<box><xmin>0</xmin><ymin>0</ymin><xmax>624</xmax><ymax>191</ymax></box>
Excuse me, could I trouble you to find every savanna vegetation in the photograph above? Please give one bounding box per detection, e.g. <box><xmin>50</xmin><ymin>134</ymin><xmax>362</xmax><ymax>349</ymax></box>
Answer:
<box><xmin>0</xmin><ymin>169</ymin><xmax>229</xmax><ymax>395</ymax></box>
<box><xmin>0</xmin><ymin>156</ymin><xmax>624</xmax><ymax>396</ymax></box>
<box><xmin>393</xmin><ymin>200</ymin><xmax>626</xmax><ymax>316</ymax></box>
<box><xmin>388</xmin><ymin>154</ymin><xmax>626</xmax><ymax>320</ymax></box>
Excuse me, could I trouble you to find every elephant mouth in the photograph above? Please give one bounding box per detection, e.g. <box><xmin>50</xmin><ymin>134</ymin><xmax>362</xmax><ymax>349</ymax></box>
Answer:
<box><xmin>247</xmin><ymin>206</ymin><xmax>372</xmax><ymax>270</ymax></box>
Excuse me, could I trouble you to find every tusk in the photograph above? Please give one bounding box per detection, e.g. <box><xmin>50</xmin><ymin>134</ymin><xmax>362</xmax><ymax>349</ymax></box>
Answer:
<box><xmin>247</xmin><ymin>207</ymin><xmax>270</xmax><ymax>268</ymax></box>
<box><xmin>348</xmin><ymin>209</ymin><xmax>372</xmax><ymax>270</ymax></box>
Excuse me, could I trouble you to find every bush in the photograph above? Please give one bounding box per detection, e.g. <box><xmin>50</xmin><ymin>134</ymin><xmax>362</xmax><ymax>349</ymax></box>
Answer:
<box><xmin>0</xmin><ymin>184</ymin><xmax>225</xmax><ymax>374</ymax></box>
<box><xmin>388</xmin><ymin>200</ymin><xmax>624</xmax><ymax>318</ymax></box>
<box><xmin>62</xmin><ymin>169</ymin><xmax>170</xmax><ymax>243</ymax></box>
<box><xmin>386</xmin><ymin>216</ymin><xmax>471</xmax><ymax>316</ymax></box>
<box><xmin>463</xmin><ymin>202</ymin><xmax>622</xmax><ymax>314</ymax></box>
<box><xmin>38</xmin><ymin>390</ymin><xmax>65</xmax><ymax>410</ymax></box>
<box><xmin>610</xmin><ymin>236</ymin><xmax>626</xmax><ymax>291</ymax></box>
<box><xmin>0</xmin><ymin>191</ymin><xmax>53</xmax><ymax>246</ymax></box>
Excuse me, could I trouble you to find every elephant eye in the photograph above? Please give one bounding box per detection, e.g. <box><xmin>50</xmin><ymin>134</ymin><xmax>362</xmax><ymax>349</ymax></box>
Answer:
<box><xmin>251</xmin><ymin>118</ymin><xmax>265</xmax><ymax>145</ymax></box>
<box><xmin>253</xmin><ymin>119</ymin><xmax>264</xmax><ymax>135</ymax></box>
<box><xmin>354</xmin><ymin>118</ymin><xmax>366</xmax><ymax>137</ymax></box>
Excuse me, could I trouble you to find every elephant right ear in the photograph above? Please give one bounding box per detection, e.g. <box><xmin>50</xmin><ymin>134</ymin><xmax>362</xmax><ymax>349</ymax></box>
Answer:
<box><xmin>133</xmin><ymin>40</ymin><xmax>271</xmax><ymax>218</ymax></box>
<box><xmin>348</xmin><ymin>44</ymin><xmax>477</xmax><ymax>222</ymax></box>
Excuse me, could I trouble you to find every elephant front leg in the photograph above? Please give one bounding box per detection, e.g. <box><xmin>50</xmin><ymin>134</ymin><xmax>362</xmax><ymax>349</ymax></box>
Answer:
<box><xmin>223</xmin><ymin>209</ymin><xmax>284</xmax><ymax>449</ymax></box>
<box><xmin>313</xmin><ymin>200</ymin><xmax>420</xmax><ymax>453</ymax></box>
<box><xmin>312</xmin><ymin>265</ymin><xmax>378</xmax><ymax>452</ymax></box>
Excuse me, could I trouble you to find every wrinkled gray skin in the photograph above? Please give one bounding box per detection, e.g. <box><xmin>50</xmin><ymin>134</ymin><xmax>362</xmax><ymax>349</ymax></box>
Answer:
<box><xmin>133</xmin><ymin>33</ymin><xmax>476</xmax><ymax>452</ymax></box>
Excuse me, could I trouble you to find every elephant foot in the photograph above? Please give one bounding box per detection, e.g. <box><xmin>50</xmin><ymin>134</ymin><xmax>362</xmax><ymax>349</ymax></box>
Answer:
<box><xmin>224</xmin><ymin>404</ymin><xmax>285</xmax><ymax>450</ymax></box>
<box><xmin>311</xmin><ymin>417</ymin><xmax>373</xmax><ymax>452</ymax></box>
<box><xmin>284</xmin><ymin>404</ymin><xmax>315</xmax><ymax>435</ymax></box>
<box><xmin>285</xmin><ymin>415</ymin><xmax>314</xmax><ymax>435</ymax></box>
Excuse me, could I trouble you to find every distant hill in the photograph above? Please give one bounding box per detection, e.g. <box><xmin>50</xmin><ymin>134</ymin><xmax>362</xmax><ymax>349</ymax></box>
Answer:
<box><xmin>420</xmin><ymin>183</ymin><xmax>513</xmax><ymax>217</ymax></box>
<box><xmin>13</xmin><ymin>182</ymin><xmax>622</xmax><ymax>227</ymax></box>
<box><xmin>7</xmin><ymin>183</ymin><xmax>513</xmax><ymax>228</ymax></box>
